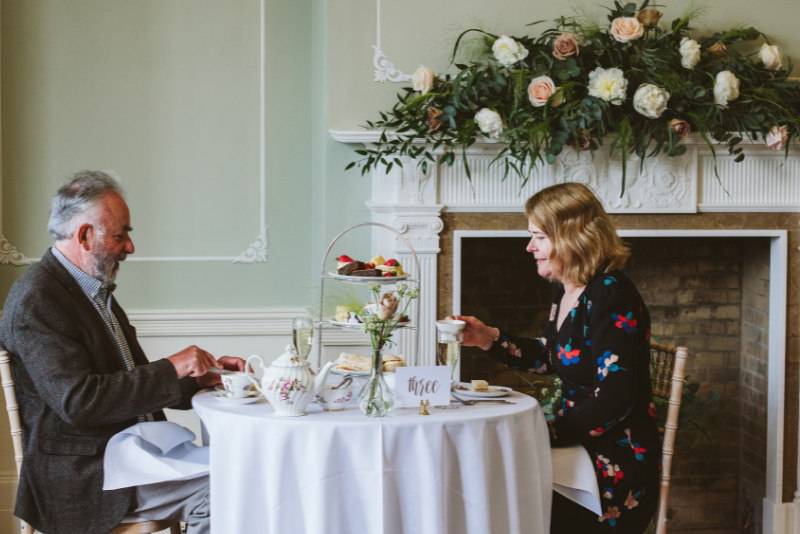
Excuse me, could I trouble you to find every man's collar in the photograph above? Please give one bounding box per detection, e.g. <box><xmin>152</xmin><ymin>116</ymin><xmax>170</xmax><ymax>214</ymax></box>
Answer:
<box><xmin>51</xmin><ymin>246</ymin><xmax>116</xmax><ymax>297</ymax></box>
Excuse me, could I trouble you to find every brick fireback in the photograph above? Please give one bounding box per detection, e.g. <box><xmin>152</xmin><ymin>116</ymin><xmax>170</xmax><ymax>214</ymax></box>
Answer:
<box><xmin>437</xmin><ymin>212</ymin><xmax>799</xmax><ymax>531</ymax></box>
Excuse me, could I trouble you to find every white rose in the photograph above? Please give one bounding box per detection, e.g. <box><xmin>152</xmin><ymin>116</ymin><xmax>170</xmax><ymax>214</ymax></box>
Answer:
<box><xmin>759</xmin><ymin>43</ymin><xmax>782</xmax><ymax>71</ymax></box>
<box><xmin>679</xmin><ymin>38</ymin><xmax>701</xmax><ymax>70</ymax></box>
<box><xmin>587</xmin><ymin>67</ymin><xmax>628</xmax><ymax>105</ymax></box>
<box><xmin>492</xmin><ymin>35</ymin><xmax>529</xmax><ymax>67</ymax></box>
<box><xmin>474</xmin><ymin>108</ymin><xmax>505</xmax><ymax>139</ymax></box>
<box><xmin>633</xmin><ymin>84</ymin><xmax>670</xmax><ymax>119</ymax></box>
<box><xmin>714</xmin><ymin>71</ymin><xmax>740</xmax><ymax>108</ymax></box>
<box><xmin>412</xmin><ymin>66</ymin><xmax>435</xmax><ymax>94</ymax></box>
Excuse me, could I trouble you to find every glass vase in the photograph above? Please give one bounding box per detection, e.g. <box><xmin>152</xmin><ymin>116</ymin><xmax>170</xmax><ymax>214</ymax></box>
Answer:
<box><xmin>357</xmin><ymin>349</ymin><xmax>394</xmax><ymax>417</ymax></box>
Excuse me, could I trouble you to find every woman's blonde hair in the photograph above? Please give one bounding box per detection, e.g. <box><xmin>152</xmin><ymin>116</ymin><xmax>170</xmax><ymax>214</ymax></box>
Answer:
<box><xmin>525</xmin><ymin>182</ymin><xmax>629</xmax><ymax>287</ymax></box>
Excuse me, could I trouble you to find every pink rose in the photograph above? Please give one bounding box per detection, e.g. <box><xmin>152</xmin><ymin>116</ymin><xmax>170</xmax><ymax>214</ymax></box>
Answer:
<box><xmin>669</xmin><ymin>118</ymin><xmax>690</xmax><ymax>138</ymax></box>
<box><xmin>707</xmin><ymin>42</ymin><xmax>726</xmax><ymax>56</ymax></box>
<box><xmin>553</xmin><ymin>33</ymin><xmax>580</xmax><ymax>60</ymax></box>
<box><xmin>528</xmin><ymin>76</ymin><xmax>563</xmax><ymax>107</ymax></box>
<box><xmin>569</xmin><ymin>130</ymin><xmax>592</xmax><ymax>151</ymax></box>
<box><xmin>766</xmin><ymin>125</ymin><xmax>789</xmax><ymax>152</ymax></box>
<box><xmin>610</xmin><ymin>17</ymin><xmax>644</xmax><ymax>43</ymax></box>
<box><xmin>636</xmin><ymin>9</ymin><xmax>663</xmax><ymax>27</ymax></box>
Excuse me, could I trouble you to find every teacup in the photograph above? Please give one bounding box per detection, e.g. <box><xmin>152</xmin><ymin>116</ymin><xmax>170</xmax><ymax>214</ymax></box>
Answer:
<box><xmin>315</xmin><ymin>384</ymin><xmax>354</xmax><ymax>411</ymax></box>
<box><xmin>221</xmin><ymin>372</ymin><xmax>255</xmax><ymax>398</ymax></box>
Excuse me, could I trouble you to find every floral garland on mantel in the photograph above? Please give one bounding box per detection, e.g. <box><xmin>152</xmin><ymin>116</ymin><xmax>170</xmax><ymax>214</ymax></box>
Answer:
<box><xmin>348</xmin><ymin>1</ymin><xmax>800</xmax><ymax>194</ymax></box>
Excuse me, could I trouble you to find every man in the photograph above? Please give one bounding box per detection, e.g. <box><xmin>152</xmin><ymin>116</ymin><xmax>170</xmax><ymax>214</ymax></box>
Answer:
<box><xmin>0</xmin><ymin>170</ymin><xmax>242</xmax><ymax>534</ymax></box>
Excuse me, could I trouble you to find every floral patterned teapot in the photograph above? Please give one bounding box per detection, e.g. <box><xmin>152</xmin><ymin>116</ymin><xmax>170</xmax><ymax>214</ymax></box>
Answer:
<box><xmin>246</xmin><ymin>345</ymin><xmax>335</xmax><ymax>417</ymax></box>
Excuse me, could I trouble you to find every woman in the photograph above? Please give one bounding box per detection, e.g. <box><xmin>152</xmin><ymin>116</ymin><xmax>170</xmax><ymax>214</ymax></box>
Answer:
<box><xmin>452</xmin><ymin>183</ymin><xmax>660</xmax><ymax>533</ymax></box>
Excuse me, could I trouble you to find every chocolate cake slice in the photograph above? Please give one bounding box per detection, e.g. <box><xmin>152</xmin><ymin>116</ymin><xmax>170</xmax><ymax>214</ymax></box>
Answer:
<box><xmin>338</xmin><ymin>261</ymin><xmax>364</xmax><ymax>275</ymax></box>
<box><xmin>351</xmin><ymin>269</ymin><xmax>381</xmax><ymax>277</ymax></box>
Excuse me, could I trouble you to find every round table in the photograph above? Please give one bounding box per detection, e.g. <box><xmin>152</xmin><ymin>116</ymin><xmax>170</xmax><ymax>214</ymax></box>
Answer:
<box><xmin>193</xmin><ymin>390</ymin><xmax>552</xmax><ymax>534</ymax></box>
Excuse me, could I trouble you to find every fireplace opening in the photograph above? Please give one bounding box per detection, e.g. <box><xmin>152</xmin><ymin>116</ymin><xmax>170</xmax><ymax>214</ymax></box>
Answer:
<box><xmin>458</xmin><ymin>235</ymin><xmax>771</xmax><ymax>533</ymax></box>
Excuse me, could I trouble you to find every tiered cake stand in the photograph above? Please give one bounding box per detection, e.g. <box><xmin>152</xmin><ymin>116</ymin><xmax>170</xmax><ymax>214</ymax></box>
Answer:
<box><xmin>316</xmin><ymin>222</ymin><xmax>421</xmax><ymax>371</ymax></box>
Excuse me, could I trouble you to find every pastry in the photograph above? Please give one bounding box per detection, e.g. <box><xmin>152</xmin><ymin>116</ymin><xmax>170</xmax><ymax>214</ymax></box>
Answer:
<box><xmin>471</xmin><ymin>380</ymin><xmax>489</xmax><ymax>392</ymax></box>
<box><xmin>368</xmin><ymin>255</ymin><xmax>386</xmax><ymax>267</ymax></box>
<box><xmin>382</xmin><ymin>354</ymin><xmax>406</xmax><ymax>372</ymax></box>
<box><xmin>334</xmin><ymin>305</ymin><xmax>350</xmax><ymax>323</ymax></box>
<box><xmin>337</xmin><ymin>261</ymin><xmax>364</xmax><ymax>275</ymax></box>
<box><xmin>351</xmin><ymin>269</ymin><xmax>381</xmax><ymax>277</ymax></box>
<box><xmin>335</xmin><ymin>352</ymin><xmax>372</xmax><ymax>372</ymax></box>
<box><xmin>376</xmin><ymin>259</ymin><xmax>405</xmax><ymax>276</ymax></box>
<box><xmin>336</xmin><ymin>255</ymin><xmax>355</xmax><ymax>269</ymax></box>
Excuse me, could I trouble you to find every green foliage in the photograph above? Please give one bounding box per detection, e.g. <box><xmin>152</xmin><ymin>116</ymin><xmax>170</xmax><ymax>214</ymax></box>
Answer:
<box><xmin>349</xmin><ymin>1</ymin><xmax>800</xmax><ymax>195</ymax></box>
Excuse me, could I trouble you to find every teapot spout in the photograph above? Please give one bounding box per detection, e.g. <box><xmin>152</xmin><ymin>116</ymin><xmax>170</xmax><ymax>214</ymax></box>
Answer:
<box><xmin>314</xmin><ymin>361</ymin><xmax>336</xmax><ymax>395</ymax></box>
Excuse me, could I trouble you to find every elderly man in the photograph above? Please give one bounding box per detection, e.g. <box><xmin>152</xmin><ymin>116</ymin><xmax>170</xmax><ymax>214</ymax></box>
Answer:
<box><xmin>0</xmin><ymin>171</ymin><xmax>241</xmax><ymax>534</ymax></box>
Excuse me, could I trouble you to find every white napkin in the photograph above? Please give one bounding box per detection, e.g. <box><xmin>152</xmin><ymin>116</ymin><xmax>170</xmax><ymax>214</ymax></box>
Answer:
<box><xmin>103</xmin><ymin>421</ymin><xmax>209</xmax><ymax>490</ymax></box>
<box><xmin>551</xmin><ymin>444</ymin><xmax>602</xmax><ymax>515</ymax></box>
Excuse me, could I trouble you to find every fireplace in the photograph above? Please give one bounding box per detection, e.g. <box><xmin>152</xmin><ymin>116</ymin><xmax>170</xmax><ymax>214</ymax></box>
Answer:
<box><xmin>331</xmin><ymin>129</ymin><xmax>799</xmax><ymax>534</ymax></box>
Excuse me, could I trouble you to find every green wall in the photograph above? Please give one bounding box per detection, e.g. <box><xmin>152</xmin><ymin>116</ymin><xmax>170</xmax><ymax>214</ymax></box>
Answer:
<box><xmin>1</xmin><ymin>0</ymin><xmax>797</xmax><ymax>309</ymax></box>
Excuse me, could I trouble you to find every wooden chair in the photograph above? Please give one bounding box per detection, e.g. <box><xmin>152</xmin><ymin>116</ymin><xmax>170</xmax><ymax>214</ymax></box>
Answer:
<box><xmin>0</xmin><ymin>351</ymin><xmax>181</xmax><ymax>534</ymax></box>
<box><xmin>649</xmin><ymin>342</ymin><xmax>689</xmax><ymax>534</ymax></box>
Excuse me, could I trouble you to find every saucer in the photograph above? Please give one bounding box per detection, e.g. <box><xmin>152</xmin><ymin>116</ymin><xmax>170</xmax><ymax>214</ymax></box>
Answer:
<box><xmin>211</xmin><ymin>390</ymin><xmax>262</xmax><ymax>405</ymax></box>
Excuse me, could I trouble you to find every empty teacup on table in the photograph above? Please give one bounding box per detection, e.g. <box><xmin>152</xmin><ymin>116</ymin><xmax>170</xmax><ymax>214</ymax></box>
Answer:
<box><xmin>221</xmin><ymin>372</ymin><xmax>255</xmax><ymax>398</ymax></box>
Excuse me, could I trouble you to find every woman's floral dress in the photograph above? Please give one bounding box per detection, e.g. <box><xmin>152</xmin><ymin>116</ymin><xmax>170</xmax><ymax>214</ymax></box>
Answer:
<box><xmin>486</xmin><ymin>270</ymin><xmax>660</xmax><ymax>533</ymax></box>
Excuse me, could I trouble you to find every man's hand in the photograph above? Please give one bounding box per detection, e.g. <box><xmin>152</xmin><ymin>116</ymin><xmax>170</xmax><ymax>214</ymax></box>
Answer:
<box><xmin>196</xmin><ymin>356</ymin><xmax>249</xmax><ymax>389</ymax></box>
<box><xmin>167</xmin><ymin>345</ymin><xmax>222</xmax><ymax>379</ymax></box>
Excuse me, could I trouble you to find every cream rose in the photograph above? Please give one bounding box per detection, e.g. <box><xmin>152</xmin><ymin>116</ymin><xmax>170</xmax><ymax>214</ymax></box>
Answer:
<box><xmin>553</xmin><ymin>32</ymin><xmax>580</xmax><ymax>60</ymax></box>
<box><xmin>679</xmin><ymin>38</ymin><xmax>702</xmax><ymax>70</ymax></box>
<box><xmin>377</xmin><ymin>293</ymin><xmax>399</xmax><ymax>321</ymax></box>
<box><xmin>587</xmin><ymin>67</ymin><xmax>628</xmax><ymax>105</ymax></box>
<box><xmin>492</xmin><ymin>36</ymin><xmax>529</xmax><ymax>67</ymax></box>
<box><xmin>412</xmin><ymin>66</ymin><xmax>435</xmax><ymax>94</ymax></box>
<box><xmin>759</xmin><ymin>43</ymin><xmax>782</xmax><ymax>71</ymax></box>
<box><xmin>528</xmin><ymin>76</ymin><xmax>563</xmax><ymax>107</ymax></box>
<box><xmin>633</xmin><ymin>84</ymin><xmax>670</xmax><ymax>119</ymax></box>
<box><xmin>766</xmin><ymin>125</ymin><xmax>789</xmax><ymax>152</ymax></box>
<box><xmin>474</xmin><ymin>108</ymin><xmax>505</xmax><ymax>139</ymax></box>
<box><xmin>610</xmin><ymin>17</ymin><xmax>644</xmax><ymax>43</ymax></box>
<box><xmin>714</xmin><ymin>71</ymin><xmax>740</xmax><ymax>108</ymax></box>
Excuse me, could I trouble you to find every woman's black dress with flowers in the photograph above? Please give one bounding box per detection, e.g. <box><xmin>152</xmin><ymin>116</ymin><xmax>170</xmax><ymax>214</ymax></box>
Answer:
<box><xmin>486</xmin><ymin>270</ymin><xmax>661</xmax><ymax>533</ymax></box>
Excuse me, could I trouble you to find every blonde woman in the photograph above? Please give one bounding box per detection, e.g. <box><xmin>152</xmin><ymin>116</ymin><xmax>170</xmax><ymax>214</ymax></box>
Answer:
<box><xmin>451</xmin><ymin>183</ymin><xmax>660</xmax><ymax>533</ymax></box>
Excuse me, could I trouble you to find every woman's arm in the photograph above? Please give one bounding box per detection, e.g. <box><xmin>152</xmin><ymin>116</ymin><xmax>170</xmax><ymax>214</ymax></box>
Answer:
<box><xmin>549</xmin><ymin>285</ymin><xmax>646</xmax><ymax>445</ymax></box>
<box><xmin>448</xmin><ymin>315</ymin><xmax>551</xmax><ymax>374</ymax></box>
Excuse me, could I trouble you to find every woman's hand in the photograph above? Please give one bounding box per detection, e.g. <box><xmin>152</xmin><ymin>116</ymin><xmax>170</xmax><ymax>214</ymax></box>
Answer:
<box><xmin>447</xmin><ymin>315</ymin><xmax>497</xmax><ymax>351</ymax></box>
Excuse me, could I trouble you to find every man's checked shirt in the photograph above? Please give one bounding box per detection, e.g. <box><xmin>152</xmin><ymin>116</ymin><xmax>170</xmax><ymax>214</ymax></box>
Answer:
<box><xmin>52</xmin><ymin>246</ymin><xmax>152</xmax><ymax>422</ymax></box>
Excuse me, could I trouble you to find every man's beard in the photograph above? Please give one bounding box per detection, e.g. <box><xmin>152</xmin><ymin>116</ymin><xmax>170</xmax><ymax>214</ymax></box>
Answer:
<box><xmin>89</xmin><ymin>243</ymin><xmax>126</xmax><ymax>285</ymax></box>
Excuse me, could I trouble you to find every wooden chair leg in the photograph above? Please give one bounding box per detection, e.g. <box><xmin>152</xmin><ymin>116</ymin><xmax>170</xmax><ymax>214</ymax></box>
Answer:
<box><xmin>169</xmin><ymin>523</ymin><xmax>182</xmax><ymax>534</ymax></box>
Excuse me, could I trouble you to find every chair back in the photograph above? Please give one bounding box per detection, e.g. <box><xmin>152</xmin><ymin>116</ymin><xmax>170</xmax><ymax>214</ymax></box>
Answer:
<box><xmin>0</xmin><ymin>351</ymin><xmax>180</xmax><ymax>534</ymax></box>
<box><xmin>649</xmin><ymin>342</ymin><xmax>688</xmax><ymax>534</ymax></box>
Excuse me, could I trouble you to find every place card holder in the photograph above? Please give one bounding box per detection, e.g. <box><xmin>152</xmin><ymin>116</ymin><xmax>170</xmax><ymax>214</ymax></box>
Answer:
<box><xmin>419</xmin><ymin>400</ymin><xmax>430</xmax><ymax>416</ymax></box>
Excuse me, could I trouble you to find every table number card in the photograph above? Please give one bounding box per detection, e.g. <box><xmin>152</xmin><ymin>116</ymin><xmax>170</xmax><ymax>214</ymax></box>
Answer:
<box><xmin>394</xmin><ymin>366</ymin><xmax>451</xmax><ymax>408</ymax></box>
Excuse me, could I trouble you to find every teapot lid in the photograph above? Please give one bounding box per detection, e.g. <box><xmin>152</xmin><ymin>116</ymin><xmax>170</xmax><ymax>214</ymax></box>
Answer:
<box><xmin>271</xmin><ymin>344</ymin><xmax>309</xmax><ymax>368</ymax></box>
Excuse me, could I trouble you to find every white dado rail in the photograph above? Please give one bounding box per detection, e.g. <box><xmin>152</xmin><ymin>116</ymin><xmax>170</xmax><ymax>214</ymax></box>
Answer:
<box><xmin>331</xmin><ymin>129</ymin><xmax>800</xmax><ymax>365</ymax></box>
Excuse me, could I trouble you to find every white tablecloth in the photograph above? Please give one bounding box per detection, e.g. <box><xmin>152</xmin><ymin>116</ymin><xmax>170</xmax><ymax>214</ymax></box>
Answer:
<box><xmin>193</xmin><ymin>391</ymin><xmax>552</xmax><ymax>534</ymax></box>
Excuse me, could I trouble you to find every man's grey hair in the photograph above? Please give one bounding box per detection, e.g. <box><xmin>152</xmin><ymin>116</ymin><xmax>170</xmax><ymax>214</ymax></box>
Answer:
<box><xmin>48</xmin><ymin>170</ymin><xmax>125</xmax><ymax>241</ymax></box>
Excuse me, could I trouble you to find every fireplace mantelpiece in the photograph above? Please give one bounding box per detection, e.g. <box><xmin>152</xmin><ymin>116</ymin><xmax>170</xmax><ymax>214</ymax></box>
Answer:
<box><xmin>331</xmin><ymin>129</ymin><xmax>800</xmax><ymax>534</ymax></box>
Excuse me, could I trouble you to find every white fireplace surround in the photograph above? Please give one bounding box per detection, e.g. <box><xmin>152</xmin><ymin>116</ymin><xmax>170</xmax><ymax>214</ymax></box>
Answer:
<box><xmin>330</xmin><ymin>129</ymin><xmax>800</xmax><ymax>534</ymax></box>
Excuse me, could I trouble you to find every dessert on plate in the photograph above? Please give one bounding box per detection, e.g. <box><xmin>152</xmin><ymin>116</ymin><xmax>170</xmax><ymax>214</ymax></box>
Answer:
<box><xmin>382</xmin><ymin>354</ymin><xmax>406</xmax><ymax>372</ymax></box>
<box><xmin>334</xmin><ymin>352</ymin><xmax>372</xmax><ymax>372</ymax></box>
<box><xmin>334</xmin><ymin>254</ymin><xmax>407</xmax><ymax>278</ymax></box>
<box><xmin>471</xmin><ymin>380</ymin><xmax>489</xmax><ymax>392</ymax></box>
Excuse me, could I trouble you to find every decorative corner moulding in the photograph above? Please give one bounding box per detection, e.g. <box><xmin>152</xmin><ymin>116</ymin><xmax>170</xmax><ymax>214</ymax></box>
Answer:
<box><xmin>233</xmin><ymin>227</ymin><xmax>269</xmax><ymax>264</ymax></box>
<box><xmin>0</xmin><ymin>235</ymin><xmax>32</xmax><ymax>266</ymax></box>
<box><xmin>373</xmin><ymin>46</ymin><xmax>412</xmax><ymax>83</ymax></box>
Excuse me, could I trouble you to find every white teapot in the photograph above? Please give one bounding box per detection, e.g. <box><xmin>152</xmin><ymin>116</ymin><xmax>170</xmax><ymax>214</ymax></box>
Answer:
<box><xmin>246</xmin><ymin>345</ymin><xmax>335</xmax><ymax>417</ymax></box>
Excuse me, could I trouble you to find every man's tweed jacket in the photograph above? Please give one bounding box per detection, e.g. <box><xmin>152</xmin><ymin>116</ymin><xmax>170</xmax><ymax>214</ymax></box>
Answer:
<box><xmin>0</xmin><ymin>249</ymin><xmax>199</xmax><ymax>534</ymax></box>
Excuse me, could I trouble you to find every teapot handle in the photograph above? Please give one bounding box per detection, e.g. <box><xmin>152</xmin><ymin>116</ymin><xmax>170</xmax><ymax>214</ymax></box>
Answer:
<box><xmin>245</xmin><ymin>355</ymin><xmax>265</xmax><ymax>396</ymax></box>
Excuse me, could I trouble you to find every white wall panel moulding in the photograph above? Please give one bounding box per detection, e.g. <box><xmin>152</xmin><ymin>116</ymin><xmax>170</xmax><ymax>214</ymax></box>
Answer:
<box><xmin>127</xmin><ymin>307</ymin><xmax>311</xmax><ymax>337</ymax></box>
<box><xmin>0</xmin><ymin>0</ymin><xmax>272</xmax><ymax>267</ymax></box>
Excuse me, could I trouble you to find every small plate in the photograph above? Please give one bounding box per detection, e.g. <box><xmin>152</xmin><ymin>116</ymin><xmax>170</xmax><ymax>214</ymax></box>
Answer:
<box><xmin>331</xmin><ymin>367</ymin><xmax>370</xmax><ymax>376</ymax></box>
<box><xmin>211</xmin><ymin>391</ymin><xmax>263</xmax><ymax>405</ymax></box>
<box><xmin>453</xmin><ymin>382</ymin><xmax>512</xmax><ymax>398</ymax></box>
<box><xmin>328</xmin><ymin>271</ymin><xmax>410</xmax><ymax>284</ymax></box>
<box><xmin>328</xmin><ymin>318</ymin><xmax>411</xmax><ymax>330</ymax></box>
